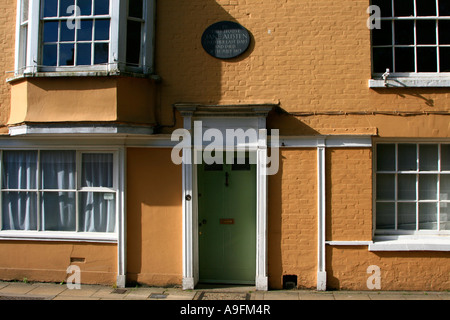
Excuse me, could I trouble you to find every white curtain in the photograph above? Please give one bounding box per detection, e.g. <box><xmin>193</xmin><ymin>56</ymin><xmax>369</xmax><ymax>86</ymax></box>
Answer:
<box><xmin>2</xmin><ymin>151</ymin><xmax>116</xmax><ymax>233</ymax></box>
<box><xmin>40</xmin><ymin>151</ymin><xmax>76</xmax><ymax>231</ymax></box>
<box><xmin>80</xmin><ymin>154</ymin><xmax>116</xmax><ymax>233</ymax></box>
<box><xmin>2</xmin><ymin>151</ymin><xmax>38</xmax><ymax>231</ymax></box>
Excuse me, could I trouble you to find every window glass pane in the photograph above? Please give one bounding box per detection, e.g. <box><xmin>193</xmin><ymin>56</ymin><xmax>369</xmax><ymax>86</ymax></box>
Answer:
<box><xmin>438</xmin><ymin>21</ymin><xmax>450</xmax><ymax>44</ymax></box>
<box><xmin>439</xmin><ymin>0</ymin><xmax>450</xmax><ymax>16</ymax></box>
<box><xmin>398</xmin><ymin>174</ymin><xmax>416</xmax><ymax>200</ymax></box>
<box><xmin>440</xmin><ymin>202</ymin><xmax>450</xmax><ymax>230</ymax></box>
<box><xmin>416</xmin><ymin>0</ymin><xmax>436</xmax><ymax>16</ymax></box>
<box><xmin>77</xmin><ymin>0</ymin><xmax>92</xmax><ymax>15</ymax></box>
<box><xmin>77</xmin><ymin>43</ymin><xmax>92</xmax><ymax>65</ymax></box>
<box><xmin>129</xmin><ymin>0</ymin><xmax>144</xmax><ymax>19</ymax></box>
<box><xmin>43</xmin><ymin>0</ymin><xmax>58</xmax><ymax>17</ymax></box>
<box><xmin>394</xmin><ymin>0</ymin><xmax>414</xmax><ymax>16</ymax></box>
<box><xmin>373</xmin><ymin>47</ymin><xmax>394</xmax><ymax>73</ymax></box>
<box><xmin>417</xmin><ymin>20</ymin><xmax>436</xmax><ymax>45</ymax></box>
<box><xmin>94</xmin><ymin>19</ymin><xmax>110</xmax><ymax>40</ymax></box>
<box><xmin>398</xmin><ymin>144</ymin><xmax>417</xmax><ymax>171</ymax></box>
<box><xmin>40</xmin><ymin>151</ymin><xmax>76</xmax><ymax>190</ymax></box>
<box><xmin>79</xmin><ymin>192</ymin><xmax>116</xmax><ymax>232</ymax></box>
<box><xmin>126</xmin><ymin>20</ymin><xmax>142</xmax><ymax>65</ymax></box>
<box><xmin>419</xmin><ymin>174</ymin><xmax>438</xmax><ymax>200</ymax></box>
<box><xmin>441</xmin><ymin>174</ymin><xmax>450</xmax><ymax>201</ymax></box>
<box><xmin>2</xmin><ymin>151</ymin><xmax>37</xmax><ymax>189</ymax></box>
<box><xmin>377</xmin><ymin>144</ymin><xmax>396</xmax><ymax>171</ymax></box>
<box><xmin>94</xmin><ymin>0</ymin><xmax>109</xmax><ymax>15</ymax></box>
<box><xmin>419</xmin><ymin>144</ymin><xmax>439</xmax><ymax>171</ymax></box>
<box><xmin>372</xmin><ymin>0</ymin><xmax>392</xmax><ymax>17</ymax></box>
<box><xmin>2</xmin><ymin>192</ymin><xmax>38</xmax><ymax>231</ymax></box>
<box><xmin>22</xmin><ymin>0</ymin><xmax>29</xmax><ymax>23</ymax></box>
<box><xmin>77</xmin><ymin>20</ymin><xmax>93</xmax><ymax>41</ymax></box>
<box><xmin>94</xmin><ymin>43</ymin><xmax>109</xmax><ymax>64</ymax></box>
<box><xmin>59</xmin><ymin>43</ymin><xmax>75</xmax><ymax>66</ymax></box>
<box><xmin>442</xmin><ymin>145</ymin><xmax>450</xmax><ymax>171</ymax></box>
<box><xmin>43</xmin><ymin>21</ymin><xmax>59</xmax><ymax>43</ymax></box>
<box><xmin>440</xmin><ymin>47</ymin><xmax>450</xmax><ymax>72</ymax></box>
<box><xmin>60</xmin><ymin>20</ymin><xmax>75</xmax><ymax>42</ymax></box>
<box><xmin>417</xmin><ymin>47</ymin><xmax>437</xmax><ymax>72</ymax></box>
<box><xmin>60</xmin><ymin>0</ymin><xmax>75</xmax><ymax>17</ymax></box>
<box><xmin>377</xmin><ymin>174</ymin><xmax>395</xmax><ymax>200</ymax></box>
<box><xmin>376</xmin><ymin>202</ymin><xmax>395</xmax><ymax>229</ymax></box>
<box><xmin>43</xmin><ymin>44</ymin><xmax>57</xmax><ymax>66</ymax></box>
<box><xmin>81</xmin><ymin>153</ymin><xmax>113</xmax><ymax>188</ymax></box>
<box><xmin>395</xmin><ymin>20</ymin><xmax>414</xmax><ymax>45</ymax></box>
<box><xmin>41</xmin><ymin>192</ymin><xmax>76</xmax><ymax>231</ymax></box>
<box><xmin>372</xmin><ymin>20</ymin><xmax>392</xmax><ymax>46</ymax></box>
<box><xmin>395</xmin><ymin>47</ymin><xmax>415</xmax><ymax>72</ymax></box>
<box><xmin>419</xmin><ymin>202</ymin><xmax>438</xmax><ymax>230</ymax></box>
<box><xmin>398</xmin><ymin>202</ymin><xmax>416</xmax><ymax>230</ymax></box>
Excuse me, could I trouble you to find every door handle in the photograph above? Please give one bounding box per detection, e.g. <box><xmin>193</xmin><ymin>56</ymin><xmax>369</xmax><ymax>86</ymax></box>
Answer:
<box><xmin>225</xmin><ymin>172</ymin><xmax>229</xmax><ymax>187</ymax></box>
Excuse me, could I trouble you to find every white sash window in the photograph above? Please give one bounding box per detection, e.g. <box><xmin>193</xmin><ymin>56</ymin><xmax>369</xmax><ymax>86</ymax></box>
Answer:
<box><xmin>15</xmin><ymin>0</ymin><xmax>155</xmax><ymax>75</ymax></box>
<box><xmin>1</xmin><ymin>150</ymin><xmax>118</xmax><ymax>236</ymax></box>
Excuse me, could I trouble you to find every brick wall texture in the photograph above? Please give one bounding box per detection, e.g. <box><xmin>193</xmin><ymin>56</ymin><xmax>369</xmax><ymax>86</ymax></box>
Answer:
<box><xmin>0</xmin><ymin>0</ymin><xmax>448</xmax><ymax>290</ymax></box>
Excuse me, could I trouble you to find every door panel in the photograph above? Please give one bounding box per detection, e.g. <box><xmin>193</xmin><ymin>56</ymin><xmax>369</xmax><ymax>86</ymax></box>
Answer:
<box><xmin>198</xmin><ymin>154</ymin><xmax>256</xmax><ymax>284</ymax></box>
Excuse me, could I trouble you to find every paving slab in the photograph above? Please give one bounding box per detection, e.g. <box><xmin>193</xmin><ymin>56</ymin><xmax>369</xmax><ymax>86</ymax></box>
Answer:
<box><xmin>262</xmin><ymin>292</ymin><xmax>300</xmax><ymax>300</ymax></box>
<box><xmin>333</xmin><ymin>293</ymin><xmax>371</xmax><ymax>300</ymax></box>
<box><xmin>27</xmin><ymin>283</ymin><xmax>68</xmax><ymax>297</ymax></box>
<box><xmin>298</xmin><ymin>292</ymin><xmax>335</xmax><ymax>300</ymax></box>
<box><xmin>57</xmin><ymin>285</ymin><xmax>101</xmax><ymax>298</ymax></box>
<box><xmin>0</xmin><ymin>283</ymin><xmax>35</xmax><ymax>295</ymax></box>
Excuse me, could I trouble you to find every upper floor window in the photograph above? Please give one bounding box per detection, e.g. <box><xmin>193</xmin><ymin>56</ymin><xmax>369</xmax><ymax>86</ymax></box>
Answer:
<box><xmin>371</xmin><ymin>0</ymin><xmax>450</xmax><ymax>76</ymax></box>
<box><xmin>15</xmin><ymin>0</ymin><xmax>155</xmax><ymax>75</ymax></box>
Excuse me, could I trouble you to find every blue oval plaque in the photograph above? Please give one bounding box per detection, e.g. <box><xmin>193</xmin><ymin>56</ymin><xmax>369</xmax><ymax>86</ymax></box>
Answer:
<box><xmin>201</xmin><ymin>21</ymin><xmax>251</xmax><ymax>59</ymax></box>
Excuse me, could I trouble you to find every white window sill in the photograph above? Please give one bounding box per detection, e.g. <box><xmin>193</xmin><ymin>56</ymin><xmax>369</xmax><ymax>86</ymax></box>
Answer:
<box><xmin>0</xmin><ymin>231</ymin><xmax>118</xmax><ymax>243</ymax></box>
<box><xmin>369</xmin><ymin>78</ymin><xmax>450</xmax><ymax>88</ymax></box>
<box><xmin>369</xmin><ymin>236</ymin><xmax>450</xmax><ymax>252</ymax></box>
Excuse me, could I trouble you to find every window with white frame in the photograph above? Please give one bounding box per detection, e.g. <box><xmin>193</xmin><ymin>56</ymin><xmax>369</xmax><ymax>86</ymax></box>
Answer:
<box><xmin>371</xmin><ymin>0</ymin><xmax>450</xmax><ymax>76</ymax></box>
<box><xmin>0</xmin><ymin>150</ymin><xmax>117</xmax><ymax>234</ymax></box>
<box><xmin>15</xmin><ymin>0</ymin><xmax>155</xmax><ymax>75</ymax></box>
<box><xmin>375</xmin><ymin>143</ymin><xmax>450</xmax><ymax>234</ymax></box>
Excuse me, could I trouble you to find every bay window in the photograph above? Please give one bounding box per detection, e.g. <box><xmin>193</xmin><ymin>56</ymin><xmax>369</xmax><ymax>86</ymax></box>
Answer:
<box><xmin>1</xmin><ymin>150</ymin><xmax>118</xmax><ymax>236</ymax></box>
<box><xmin>15</xmin><ymin>0</ymin><xmax>155</xmax><ymax>75</ymax></box>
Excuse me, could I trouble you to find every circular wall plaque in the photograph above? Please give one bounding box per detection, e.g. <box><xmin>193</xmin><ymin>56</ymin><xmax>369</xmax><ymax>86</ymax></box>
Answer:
<box><xmin>201</xmin><ymin>21</ymin><xmax>251</xmax><ymax>59</ymax></box>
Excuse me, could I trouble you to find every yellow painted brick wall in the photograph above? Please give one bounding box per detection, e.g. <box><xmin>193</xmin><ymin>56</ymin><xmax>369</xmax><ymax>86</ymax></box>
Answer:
<box><xmin>0</xmin><ymin>0</ymin><xmax>16</xmax><ymax>133</ymax></box>
<box><xmin>326</xmin><ymin>148</ymin><xmax>373</xmax><ymax>242</ymax></box>
<box><xmin>268</xmin><ymin>148</ymin><xmax>317</xmax><ymax>289</ymax></box>
<box><xmin>327</xmin><ymin>247</ymin><xmax>450</xmax><ymax>291</ymax></box>
<box><xmin>156</xmin><ymin>0</ymin><xmax>450</xmax><ymax>136</ymax></box>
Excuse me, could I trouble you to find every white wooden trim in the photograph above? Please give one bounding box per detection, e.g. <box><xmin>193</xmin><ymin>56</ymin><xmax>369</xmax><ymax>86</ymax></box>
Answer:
<box><xmin>181</xmin><ymin>113</ymin><xmax>195</xmax><ymax>290</ymax></box>
<box><xmin>326</xmin><ymin>241</ymin><xmax>373</xmax><ymax>246</ymax></box>
<box><xmin>9</xmin><ymin>124</ymin><xmax>155</xmax><ymax>136</ymax></box>
<box><xmin>317</xmin><ymin>143</ymin><xmax>327</xmax><ymax>291</ymax></box>
<box><xmin>179</xmin><ymin>108</ymin><xmax>270</xmax><ymax>291</ymax></box>
<box><xmin>0</xmin><ymin>231</ymin><xmax>117</xmax><ymax>243</ymax></box>
<box><xmin>256</xmin><ymin>134</ymin><xmax>269</xmax><ymax>291</ymax></box>
<box><xmin>369</xmin><ymin>237</ymin><xmax>450</xmax><ymax>251</ymax></box>
<box><xmin>278</xmin><ymin>136</ymin><xmax>373</xmax><ymax>148</ymax></box>
<box><xmin>116</xmin><ymin>147</ymin><xmax>127</xmax><ymax>288</ymax></box>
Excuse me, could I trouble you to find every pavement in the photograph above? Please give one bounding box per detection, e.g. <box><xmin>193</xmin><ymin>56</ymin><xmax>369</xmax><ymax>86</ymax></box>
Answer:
<box><xmin>0</xmin><ymin>281</ymin><xmax>449</xmax><ymax>300</ymax></box>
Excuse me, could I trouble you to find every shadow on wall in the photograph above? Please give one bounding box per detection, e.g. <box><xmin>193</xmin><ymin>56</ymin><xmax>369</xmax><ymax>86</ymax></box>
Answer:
<box><xmin>154</xmin><ymin>0</ymin><xmax>255</xmax><ymax>132</ymax></box>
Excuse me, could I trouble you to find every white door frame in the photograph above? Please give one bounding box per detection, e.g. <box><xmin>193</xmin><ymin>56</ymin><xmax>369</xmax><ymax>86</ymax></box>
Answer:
<box><xmin>175</xmin><ymin>104</ymin><xmax>274</xmax><ymax>291</ymax></box>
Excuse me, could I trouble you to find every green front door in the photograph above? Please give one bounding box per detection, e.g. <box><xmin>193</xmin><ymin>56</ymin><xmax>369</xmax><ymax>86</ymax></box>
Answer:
<box><xmin>198</xmin><ymin>154</ymin><xmax>256</xmax><ymax>284</ymax></box>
